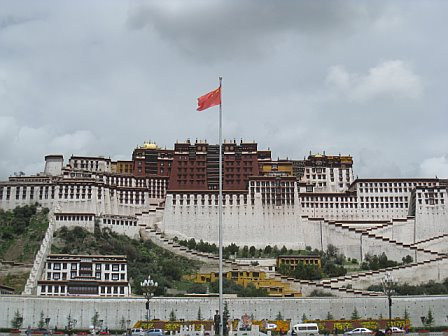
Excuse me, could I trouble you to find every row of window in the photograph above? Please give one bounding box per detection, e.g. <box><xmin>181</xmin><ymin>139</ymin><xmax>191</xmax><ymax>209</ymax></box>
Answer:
<box><xmin>48</xmin><ymin>262</ymin><xmax>126</xmax><ymax>271</ymax></box>
<box><xmin>417</xmin><ymin>192</ymin><xmax>445</xmax><ymax>199</ymax></box>
<box><xmin>306</xmin><ymin>167</ymin><xmax>350</xmax><ymax>173</ymax></box>
<box><xmin>305</xmin><ymin>175</ymin><xmax>349</xmax><ymax>181</ymax></box>
<box><xmin>102</xmin><ymin>218</ymin><xmax>137</xmax><ymax>226</ymax></box>
<box><xmin>40</xmin><ymin>285</ymin><xmax>126</xmax><ymax>295</ymax></box>
<box><xmin>358</xmin><ymin>181</ymin><xmax>436</xmax><ymax>188</ymax></box>
<box><xmin>55</xmin><ymin>215</ymin><xmax>94</xmax><ymax>222</ymax></box>
<box><xmin>418</xmin><ymin>199</ymin><xmax>444</xmax><ymax>205</ymax></box>
<box><xmin>105</xmin><ymin>176</ymin><xmax>167</xmax><ymax>187</ymax></box>
<box><xmin>46</xmin><ymin>271</ymin><xmax>126</xmax><ymax>281</ymax></box>
<box><xmin>250</xmin><ymin>181</ymin><xmax>294</xmax><ymax>187</ymax></box>
<box><xmin>359</xmin><ymin>188</ymin><xmax>412</xmax><ymax>193</ymax></box>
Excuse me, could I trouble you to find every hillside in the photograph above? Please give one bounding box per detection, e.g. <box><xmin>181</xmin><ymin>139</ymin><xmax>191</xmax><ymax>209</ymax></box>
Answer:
<box><xmin>51</xmin><ymin>224</ymin><xmax>202</xmax><ymax>295</ymax></box>
<box><xmin>0</xmin><ymin>204</ymin><xmax>49</xmax><ymax>292</ymax></box>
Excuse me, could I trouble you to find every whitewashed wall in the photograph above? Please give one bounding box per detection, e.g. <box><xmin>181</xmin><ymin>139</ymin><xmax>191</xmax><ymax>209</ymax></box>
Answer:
<box><xmin>1</xmin><ymin>296</ymin><xmax>447</xmax><ymax>330</ymax></box>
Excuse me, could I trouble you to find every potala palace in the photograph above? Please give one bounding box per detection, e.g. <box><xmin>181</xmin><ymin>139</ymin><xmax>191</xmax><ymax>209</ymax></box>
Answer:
<box><xmin>0</xmin><ymin>139</ymin><xmax>447</xmax><ymax>328</ymax></box>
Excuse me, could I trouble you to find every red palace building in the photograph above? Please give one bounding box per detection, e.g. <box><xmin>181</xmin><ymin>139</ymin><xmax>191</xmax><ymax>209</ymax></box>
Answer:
<box><xmin>131</xmin><ymin>139</ymin><xmax>273</xmax><ymax>191</ymax></box>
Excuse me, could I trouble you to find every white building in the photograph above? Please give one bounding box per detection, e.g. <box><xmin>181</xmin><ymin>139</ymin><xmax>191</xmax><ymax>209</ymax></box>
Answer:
<box><xmin>37</xmin><ymin>254</ymin><xmax>131</xmax><ymax>297</ymax></box>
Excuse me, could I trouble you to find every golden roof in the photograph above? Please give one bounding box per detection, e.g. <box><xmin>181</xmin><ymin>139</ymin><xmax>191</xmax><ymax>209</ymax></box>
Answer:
<box><xmin>142</xmin><ymin>142</ymin><xmax>158</xmax><ymax>150</ymax></box>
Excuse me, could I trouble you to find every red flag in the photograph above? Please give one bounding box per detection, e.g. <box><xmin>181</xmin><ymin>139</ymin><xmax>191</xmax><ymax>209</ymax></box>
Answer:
<box><xmin>197</xmin><ymin>86</ymin><xmax>221</xmax><ymax>111</ymax></box>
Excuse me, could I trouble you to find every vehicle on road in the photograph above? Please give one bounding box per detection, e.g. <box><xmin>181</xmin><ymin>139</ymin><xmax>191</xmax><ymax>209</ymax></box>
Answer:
<box><xmin>131</xmin><ymin>328</ymin><xmax>145</xmax><ymax>336</ymax></box>
<box><xmin>291</xmin><ymin>323</ymin><xmax>320</xmax><ymax>336</ymax></box>
<box><xmin>380</xmin><ymin>327</ymin><xmax>405</xmax><ymax>334</ymax></box>
<box><xmin>146</xmin><ymin>329</ymin><xmax>164</xmax><ymax>336</ymax></box>
<box><xmin>343</xmin><ymin>328</ymin><xmax>373</xmax><ymax>336</ymax></box>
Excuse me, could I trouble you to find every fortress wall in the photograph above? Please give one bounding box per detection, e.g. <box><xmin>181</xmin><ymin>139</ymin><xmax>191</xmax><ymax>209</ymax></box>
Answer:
<box><xmin>162</xmin><ymin>195</ymin><xmax>435</xmax><ymax>262</ymax></box>
<box><xmin>371</xmin><ymin>219</ymin><xmax>416</xmax><ymax>244</ymax></box>
<box><xmin>310</xmin><ymin>207</ymin><xmax>409</xmax><ymax>222</ymax></box>
<box><xmin>416</xmin><ymin>237</ymin><xmax>448</xmax><ymax>253</ymax></box>
<box><xmin>390</xmin><ymin>219</ymin><xmax>416</xmax><ymax>244</ymax></box>
<box><xmin>161</xmin><ymin>194</ymin><xmax>307</xmax><ymax>249</ymax></box>
<box><xmin>100</xmin><ymin>223</ymin><xmax>141</xmax><ymax>239</ymax></box>
<box><xmin>1</xmin><ymin>295</ymin><xmax>447</xmax><ymax>330</ymax></box>
<box><xmin>345</xmin><ymin>257</ymin><xmax>448</xmax><ymax>290</ymax></box>
<box><xmin>415</xmin><ymin>204</ymin><xmax>448</xmax><ymax>241</ymax></box>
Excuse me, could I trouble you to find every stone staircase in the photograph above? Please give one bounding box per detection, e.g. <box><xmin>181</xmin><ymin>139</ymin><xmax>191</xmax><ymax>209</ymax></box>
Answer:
<box><xmin>22</xmin><ymin>210</ymin><xmax>56</xmax><ymax>295</ymax></box>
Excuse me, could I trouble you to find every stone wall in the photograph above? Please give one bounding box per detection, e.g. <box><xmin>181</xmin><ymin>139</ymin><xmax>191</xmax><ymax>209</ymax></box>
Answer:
<box><xmin>1</xmin><ymin>295</ymin><xmax>447</xmax><ymax>330</ymax></box>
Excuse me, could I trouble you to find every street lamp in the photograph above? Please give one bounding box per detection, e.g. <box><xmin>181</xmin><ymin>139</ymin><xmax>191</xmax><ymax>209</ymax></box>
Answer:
<box><xmin>140</xmin><ymin>275</ymin><xmax>158</xmax><ymax>324</ymax></box>
<box><xmin>382</xmin><ymin>272</ymin><xmax>397</xmax><ymax>327</ymax></box>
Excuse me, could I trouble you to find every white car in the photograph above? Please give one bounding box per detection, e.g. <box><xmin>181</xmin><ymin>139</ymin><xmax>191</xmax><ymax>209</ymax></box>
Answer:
<box><xmin>344</xmin><ymin>328</ymin><xmax>373</xmax><ymax>336</ymax></box>
<box><xmin>381</xmin><ymin>327</ymin><xmax>405</xmax><ymax>334</ymax></box>
<box><xmin>266</xmin><ymin>323</ymin><xmax>278</xmax><ymax>330</ymax></box>
<box><xmin>131</xmin><ymin>329</ymin><xmax>146</xmax><ymax>336</ymax></box>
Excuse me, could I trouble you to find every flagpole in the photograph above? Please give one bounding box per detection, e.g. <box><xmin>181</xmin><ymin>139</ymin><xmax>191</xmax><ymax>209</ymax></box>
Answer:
<box><xmin>218</xmin><ymin>76</ymin><xmax>224</xmax><ymax>336</ymax></box>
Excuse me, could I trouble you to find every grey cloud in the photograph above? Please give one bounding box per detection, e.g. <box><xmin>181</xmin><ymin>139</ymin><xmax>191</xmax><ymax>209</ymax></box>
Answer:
<box><xmin>0</xmin><ymin>15</ymin><xmax>35</xmax><ymax>30</ymax></box>
<box><xmin>126</xmin><ymin>1</ymin><xmax>383</xmax><ymax>61</ymax></box>
<box><xmin>325</xmin><ymin>60</ymin><xmax>423</xmax><ymax>103</ymax></box>
<box><xmin>419</xmin><ymin>155</ymin><xmax>448</xmax><ymax>178</ymax></box>
<box><xmin>1</xmin><ymin>1</ymin><xmax>448</xmax><ymax>181</ymax></box>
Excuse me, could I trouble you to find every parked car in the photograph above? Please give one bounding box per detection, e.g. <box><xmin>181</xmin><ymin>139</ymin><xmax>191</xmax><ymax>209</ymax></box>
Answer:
<box><xmin>380</xmin><ymin>327</ymin><xmax>405</xmax><ymax>334</ymax></box>
<box><xmin>146</xmin><ymin>329</ymin><xmax>164</xmax><ymax>336</ymax></box>
<box><xmin>344</xmin><ymin>328</ymin><xmax>373</xmax><ymax>336</ymax></box>
<box><xmin>131</xmin><ymin>328</ymin><xmax>145</xmax><ymax>336</ymax></box>
<box><xmin>291</xmin><ymin>323</ymin><xmax>320</xmax><ymax>336</ymax></box>
<box><xmin>266</xmin><ymin>323</ymin><xmax>278</xmax><ymax>330</ymax></box>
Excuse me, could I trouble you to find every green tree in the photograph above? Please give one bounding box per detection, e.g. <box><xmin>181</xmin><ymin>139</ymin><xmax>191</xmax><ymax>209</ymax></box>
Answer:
<box><xmin>264</xmin><ymin>245</ymin><xmax>273</xmax><ymax>255</ymax></box>
<box><xmin>11</xmin><ymin>310</ymin><xmax>23</xmax><ymax>329</ymax></box>
<box><xmin>292</xmin><ymin>263</ymin><xmax>322</xmax><ymax>280</ymax></box>
<box><xmin>424</xmin><ymin>308</ymin><xmax>434</xmax><ymax>328</ymax></box>
<box><xmin>242</xmin><ymin>245</ymin><xmax>249</xmax><ymax>258</ymax></box>
<box><xmin>326</xmin><ymin>244</ymin><xmax>338</xmax><ymax>258</ymax></box>
<box><xmin>197</xmin><ymin>307</ymin><xmax>203</xmax><ymax>321</ymax></box>
<box><xmin>275</xmin><ymin>311</ymin><xmax>283</xmax><ymax>320</ymax></box>
<box><xmin>226</xmin><ymin>243</ymin><xmax>239</xmax><ymax>256</ymax></box>
<box><xmin>301</xmin><ymin>313</ymin><xmax>308</xmax><ymax>323</ymax></box>
<box><xmin>187</xmin><ymin>238</ymin><xmax>197</xmax><ymax>250</ymax></box>
<box><xmin>169</xmin><ymin>309</ymin><xmax>177</xmax><ymax>322</ymax></box>
<box><xmin>239</xmin><ymin>283</ymin><xmax>269</xmax><ymax>297</ymax></box>
<box><xmin>249</xmin><ymin>246</ymin><xmax>256</xmax><ymax>257</ymax></box>
<box><xmin>326</xmin><ymin>312</ymin><xmax>334</xmax><ymax>320</ymax></box>
<box><xmin>91</xmin><ymin>311</ymin><xmax>100</xmax><ymax>330</ymax></box>
<box><xmin>223</xmin><ymin>302</ymin><xmax>230</xmax><ymax>334</ymax></box>
<box><xmin>119</xmin><ymin>317</ymin><xmax>127</xmax><ymax>331</ymax></box>
<box><xmin>351</xmin><ymin>307</ymin><xmax>360</xmax><ymax>320</ymax></box>
<box><xmin>278</xmin><ymin>263</ymin><xmax>292</xmax><ymax>276</ymax></box>
<box><xmin>38</xmin><ymin>311</ymin><xmax>45</xmax><ymax>328</ymax></box>
<box><xmin>403</xmin><ymin>308</ymin><xmax>409</xmax><ymax>321</ymax></box>
<box><xmin>67</xmin><ymin>314</ymin><xmax>77</xmax><ymax>332</ymax></box>
<box><xmin>402</xmin><ymin>255</ymin><xmax>413</xmax><ymax>264</ymax></box>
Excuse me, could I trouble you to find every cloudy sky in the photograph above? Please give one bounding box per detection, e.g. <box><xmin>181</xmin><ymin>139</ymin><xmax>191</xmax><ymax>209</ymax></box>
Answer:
<box><xmin>1</xmin><ymin>1</ymin><xmax>448</xmax><ymax>180</ymax></box>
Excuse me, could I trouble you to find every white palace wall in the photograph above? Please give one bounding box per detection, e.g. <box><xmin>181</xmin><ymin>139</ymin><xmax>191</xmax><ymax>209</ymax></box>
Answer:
<box><xmin>161</xmin><ymin>193</ymin><xmax>307</xmax><ymax>249</ymax></box>
<box><xmin>1</xmin><ymin>295</ymin><xmax>447</xmax><ymax>329</ymax></box>
<box><xmin>161</xmin><ymin>193</ymin><xmax>437</xmax><ymax>262</ymax></box>
<box><xmin>415</xmin><ymin>204</ymin><xmax>448</xmax><ymax>241</ymax></box>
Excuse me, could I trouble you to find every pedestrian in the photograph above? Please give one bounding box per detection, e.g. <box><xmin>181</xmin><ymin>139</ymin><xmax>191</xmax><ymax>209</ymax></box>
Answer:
<box><xmin>333</xmin><ymin>327</ymin><xmax>338</xmax><ymax>336</ymax></box>
<box><xmin>385</xmin><ymin>328</ymin><xmax>392</xmax><ymax>336</ymax></box>
<box><xmin>214</xmin><ymin>310</ymin><xmax>220</xmax><ymax>335</ymax></box>
<box><xmin>375</xmin><ymin>329</ymin><xmax>384</xmax><ymax>336</ymax></box>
